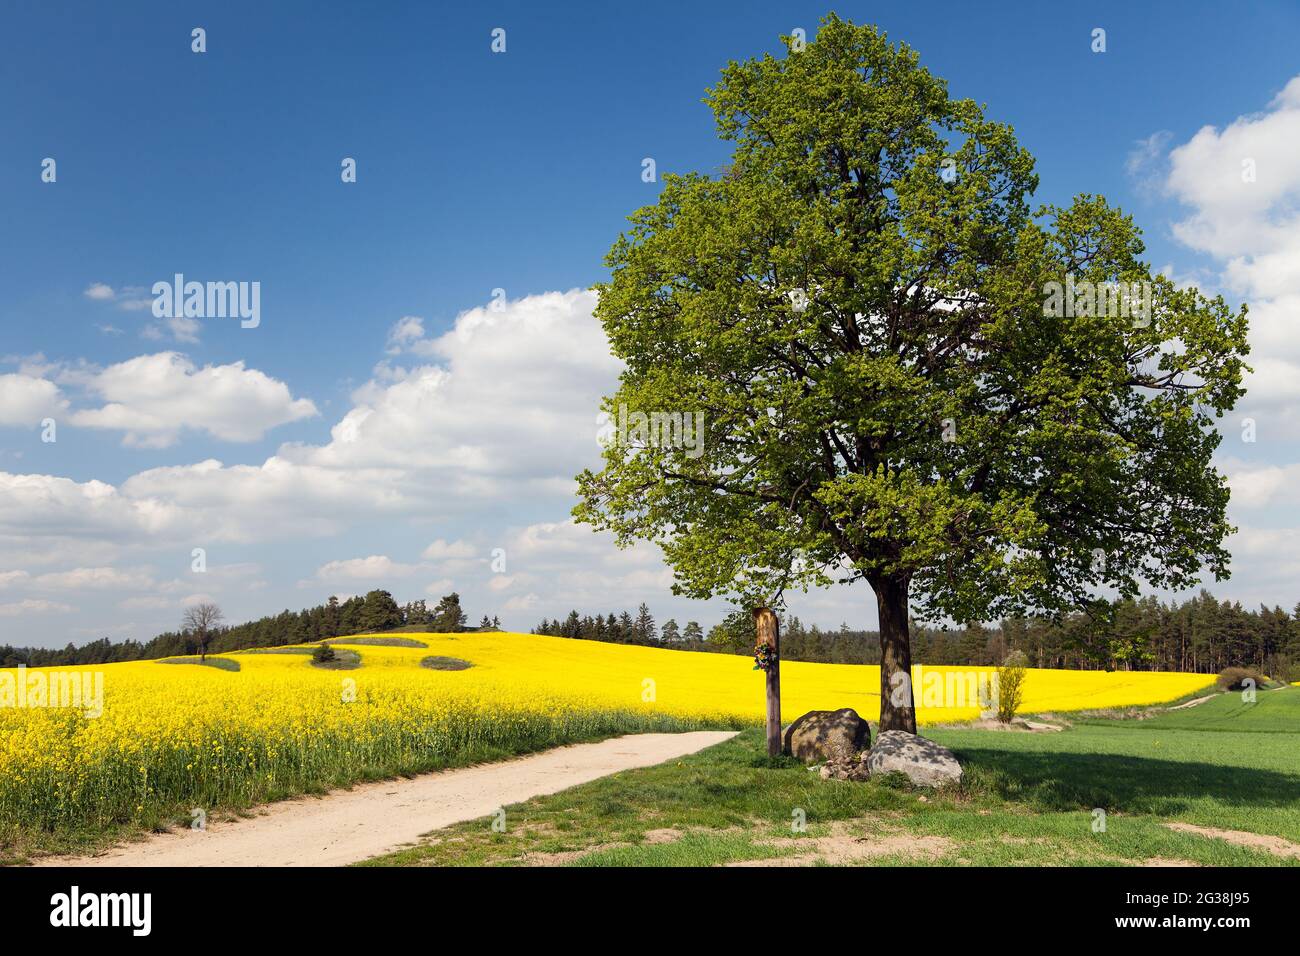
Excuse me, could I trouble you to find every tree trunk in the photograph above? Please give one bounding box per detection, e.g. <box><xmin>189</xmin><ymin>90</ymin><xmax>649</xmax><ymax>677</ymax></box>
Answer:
<box><xmin>872</xmin><ymin>575</ymin><xmax>917</xmax><ymax>734</ymax></box>
<box><xmin>753</xmin><ymin>607</ymin><xmax>782</xmax><ymax>757</ymax></box>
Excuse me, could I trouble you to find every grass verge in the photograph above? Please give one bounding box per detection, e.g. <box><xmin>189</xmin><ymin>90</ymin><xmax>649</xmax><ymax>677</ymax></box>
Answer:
<box><xmin>366</xmin><ymin>688</ymin><xmax>1300</xmax><ymax>868</ymax></box>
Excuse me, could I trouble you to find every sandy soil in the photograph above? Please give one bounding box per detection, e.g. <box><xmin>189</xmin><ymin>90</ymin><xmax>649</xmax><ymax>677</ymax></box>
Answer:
<box><xmin>37</xmin><ymin>731</ymin><xmax>737</xmax><ymax>868</ymax></box>
<box><xmin>1168</xmin><ymin>693</ymin><xmax>1221</xmax><ymax>710</ymax></box>
<box><xmin>1164</xmin><ymin>822</ymin><xmax>1300</xmax><ymax>859</ymax></box>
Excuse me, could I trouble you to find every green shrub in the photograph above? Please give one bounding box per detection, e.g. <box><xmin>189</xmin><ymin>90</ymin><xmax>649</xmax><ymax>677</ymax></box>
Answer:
<box><xmin>1217</xmin><ymin>666</ymin><xmax>1264</xmax><ymax>691</ymax></box>
<box><xmin>996</xmin><ymin>650</ymin><xmax>1029</xmax><ymax>723</ymax></box>
<box><xmin>311</xmin><ymin>643</ymin><xmax>337</xmax><ymax>664</ymax></box>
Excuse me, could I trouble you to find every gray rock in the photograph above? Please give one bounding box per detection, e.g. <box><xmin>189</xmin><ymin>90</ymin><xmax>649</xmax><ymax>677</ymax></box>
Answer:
<box><xmin>865</xmin><ymin>730</ymin><xmax>963</xmax><ymax>788</ymax></box>
<box><xmin>782</xmin><ymin>708</ymin><xmax>872</xmax><ymax>764</ymax></box>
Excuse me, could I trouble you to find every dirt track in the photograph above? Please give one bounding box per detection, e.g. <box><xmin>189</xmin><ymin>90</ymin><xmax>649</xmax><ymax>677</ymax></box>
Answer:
<box><xmin>38</xmin><ymin>731</ymin><xmax>737</xmax><ymax>867</ymax></box>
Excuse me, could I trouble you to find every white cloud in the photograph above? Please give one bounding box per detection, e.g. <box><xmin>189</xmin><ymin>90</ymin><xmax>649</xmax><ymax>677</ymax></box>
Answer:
<box><xmin>1125</xmin><ymin>130</ymin><xmax>1172</xmax><ymax>197</ymax></box>
<box><xmin>385</xmin><ymin>316</ymin><xmax>425</xmax><ymax>354</ymax></box>
<box><xmin>1154</xmin><ymin>74</ymin><xmax>1300</xmax><ymax>441</ymax></box>
<box><xmin>0</xmin><ymin>599</ymin><xmax>73</xmax><ymax>617</ymax></box>
<box><xmin>422</xmin><ymin>538</ymin><xmax>477</xmax><ymax>561</ymax></box>
<box><xmin>52</xmin><ymin>289</ymin><xmax>615</xmax><ymax>546</ymax></box>
<box><xmin>0</xmin><ymin>472</ymin><xmax>186</xmax><ymax>542</ymax></box>
<box><xmin>141</xmin><ymin>315</ymin><xmax>202</xmax><ymax>344</ymax></box>
<box><xmin>119</xmin><ymin>457</ymin><xmax>410</xmax><ymax>543</ymax></box>
<box><xmin>315</xmin><ymin>555</ymin><xmax>420</xmax><ymax>582</ymax></box>
<box><xmin>0</xmin><ymin>373</ymin><xmax>66</xmax><ymax>426</ymax></box>
<box><xmin>83</xmin><ymin>283</ymin><xmax>116</xmax><ymax>301</ymax></box>
<box><xmin>295</xmin><ymin>290</ymin><xmax>615</xmax><ymax>492</ymax></box>
<box><xmin>31</xmin><ymin>566</ymin><xmax>156</xmax><ymax>591</ymax></box>
<box><xmin>0</xmin><ymin>570</ymin><xmax>31</xmax><ymax>588</ymax></box>
<box><xmin>69</xmin><ymin>352</ymin><xmax>317</xmax><ymax>447</ymax></box>
<box><xmin>0</xmin><ymin>291</ymin><xmax>695</xmax><ymax>638</ymax></box>
<box><xmin>1222</xmin><ymin>457</ymin><xmax>1300</xmax><ymax>509</ymax></box>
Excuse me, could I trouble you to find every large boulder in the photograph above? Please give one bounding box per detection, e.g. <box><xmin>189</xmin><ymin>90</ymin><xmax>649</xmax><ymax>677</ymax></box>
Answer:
<box><xmin>865</xmin><ymin>730</ymin><xmax>963</xmax><ymax>787</ymax></box>
<box><xmin>783</xmin><ymin>708</ymin><xmax>871</xmax><ymax>764</ymax></box>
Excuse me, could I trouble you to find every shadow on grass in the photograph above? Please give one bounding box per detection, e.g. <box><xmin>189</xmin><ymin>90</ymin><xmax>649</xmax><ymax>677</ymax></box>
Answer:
<box><xmin>954</xmin><ymin>746</ymin><xmax>1300</xmax><ymax>814</ymax></box>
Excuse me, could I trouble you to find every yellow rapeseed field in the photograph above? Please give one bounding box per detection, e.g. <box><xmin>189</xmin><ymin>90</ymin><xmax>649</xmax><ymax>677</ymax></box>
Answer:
<box><xmin>0</xmin><ymin>632</ymin><xmax>1214</xmax><ymax>836</ymax></box>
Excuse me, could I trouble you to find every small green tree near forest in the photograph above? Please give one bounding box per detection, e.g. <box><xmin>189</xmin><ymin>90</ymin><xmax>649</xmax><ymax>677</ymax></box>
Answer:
<box><xmin>575</xmin><ymin>15</ymin><xmax>1249</xmax><ymax>733</ymax></box>
<box><xmin>357</xmin><ymin>590</ymin><xmax>402</xmax><ymax>632</ymax></box>
<box><xmin>430</xmin><ymin>592</ymin><xmax>468</xmax><ymax>632</ymax></box>
<box><xmin>996</xmin><ymin>650</ymin><xmax>1029</xmax><ymax>723</ymax></box>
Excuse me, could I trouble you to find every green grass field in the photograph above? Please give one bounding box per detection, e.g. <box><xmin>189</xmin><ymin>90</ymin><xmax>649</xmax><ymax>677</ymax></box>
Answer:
<box><xmin>367</xmin><ymin>686</ymin><xmax>1300</xmax><ymax>867</ymax></box>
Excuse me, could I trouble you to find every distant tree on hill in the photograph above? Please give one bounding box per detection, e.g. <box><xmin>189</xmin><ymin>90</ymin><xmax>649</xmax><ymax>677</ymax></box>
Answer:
<box><xmin>683</xmin><ymin>621</ymin><xmax>704</xmax><ymax>643</ymax></box>
<box><xmin>707</xmin><ymin>610</ymin><xmax>751</xmax><ymax>653</ymax></box>
<box><xmin>661</xmin><ymin>619</ymin><xmax>681</xmax><ymax>643</ymax></box>
<box><xmin>404</xmin><ymin>599</ymin><xmax>431</xmax><ymax>625</ymax></box>
<box><xmin>635</xmin><ymin>603</ymin><xmax>657</xmax><ymax>643</ymax></box>
<box><xmin>430</xmin><ymin>592</ymin><xmax>468</xmax><ymax>632</ymax></box>
<box><xmin>323</xmin><ymin>595</ymin><xmax>342</xmax><ymax>637</ymax></box>
<box><xmin>357</xmin><ymin>590</ymin><xmax>403</xmax><ymax>632</ymax></box>
<box><xmin>182</xmin><ymin>603</ymin><xmax>224</xmax><ymax>662</ymax></box>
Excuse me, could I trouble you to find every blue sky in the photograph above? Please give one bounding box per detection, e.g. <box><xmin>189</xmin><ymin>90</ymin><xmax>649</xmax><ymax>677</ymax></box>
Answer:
<box><xmin>3</xmin><ymin>1</ymin><xmax>1300</xmax><ymax>646</ymax></box>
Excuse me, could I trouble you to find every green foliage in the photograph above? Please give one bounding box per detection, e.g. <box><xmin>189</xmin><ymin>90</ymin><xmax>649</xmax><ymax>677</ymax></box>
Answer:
<box><xmin>996</xmin><ymin>650</ymin><xmax>1029</xmax><ymax>722</ymax></box>
<box><xmin>534</xmin><ymin>590</ymin><xmax>1300</xmax><ymax>678</ymax></box>
<box><xmin>429</xmin><ymin>592</ymin><xmax>468</xmax><ymax>632</ymax></box>
<box><xmin>575</xmin><ymin>15</ymin><xmax>1248</xmax><ymax>632</ymax></box>
<box><xmin>706</xmin><ymin>609</ymin><xmax>753</xmax><ymax>652</ymax></box>
<box><xmin>311</xmin><ymin>643</ymin><xmax>337</xmax><ymax>664</ymax></box>
<box><xmin>357</xmin><ymin>590</ymin><xmax>403</xmax><ymax>633</ymax></box>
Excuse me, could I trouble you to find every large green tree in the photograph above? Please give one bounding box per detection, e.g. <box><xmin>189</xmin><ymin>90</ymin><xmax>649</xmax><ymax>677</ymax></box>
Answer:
<box><xmin>575</xmin><ymin>16</ymin><xmax>1249</xmax><ymax>732</ymax></box>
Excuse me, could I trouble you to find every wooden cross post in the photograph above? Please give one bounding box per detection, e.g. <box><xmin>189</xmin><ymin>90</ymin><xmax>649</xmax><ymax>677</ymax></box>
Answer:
<box><xmin>753</xmin><ymin>607</ymin><xmax>782</xmax><ymax>757</ymax></box>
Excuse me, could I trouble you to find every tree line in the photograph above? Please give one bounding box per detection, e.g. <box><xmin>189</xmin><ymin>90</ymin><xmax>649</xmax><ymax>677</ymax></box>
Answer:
<box><xmin>534</xmin><ymin>590</ymin><xmax>1300</xmax><ymax>680</ymax></box>
<box><xmin>0</xmin><ymin>591</ymin><xmax>495</xmax><ymax>668</ymax></box>
<box><xmin>6</xmin><ymin>586</ymin><xmax>1297</xmax><ymax>681</ymax></box>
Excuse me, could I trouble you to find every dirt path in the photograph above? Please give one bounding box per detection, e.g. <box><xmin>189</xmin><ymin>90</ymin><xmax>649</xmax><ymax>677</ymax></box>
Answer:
<box><xmin>38</xmin><ymin>731</ymin><xmax>737</xmax><ymax>868</ymax></box>
<box><xmin>1164</xmin><ymin>822</ymin><xmax>1300</xmax><ymax>859</ymax></box>
<box><xmin>1168</xmin><ymin>692</ymin><xmax>1220</xmax><ymax>710</ymax></box>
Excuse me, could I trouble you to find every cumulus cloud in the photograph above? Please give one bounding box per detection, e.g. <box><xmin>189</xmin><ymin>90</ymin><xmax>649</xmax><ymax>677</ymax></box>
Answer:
<box><xmin>31</xmin><ymin>566</ymin><xmax>156</xmax><ymax>591</ymax></box>
<box><xmin>422</xmin><ymin>538</ymin><xmax>477</xmax><ymax>561</ymax></box>
<box><xmin>142</xmin><ymin>316</ymin><xmax>202</xmax><ymax>344</ymax></box>
<box><xmin>385</xmin><ymin>316</ymin><xmax>425</xmax><ymax>354</ymax></box>
<box><xmin>0</xmin><ymin>599</ymin><xmax>73</xmax><ymax>617</ymax></box>
<box><xmin>489</xmin><ymin>520</ymin><xmax>676</xmax><ymax>608</ymax></box>
<box><xmin>314</xmin><ymin>555</ymin><xmax>420</xmax><ymax>582</ymax></box>
<box><xmin>294</xmin><ymin>290</ymin><xmax>615</xmax><ymax>493</ymax></box>
<box><xmin>69</xmin><ymin>352</ymin><xmax>318</xmax><ymax>447</ymax></box>
<box><xmin>0</xmin><ymin>290</ymin><xmax>686</xmax><ymax>638</ymax></box>
<box><xmin>0</xmin><ymin>373</ymin><xmax>66</xmax><ymax>426</ymax></box>
<box><xmin>49</xmin><ymin>289</ymin><xmax>618</xmax><ymax>548</ymax></box>
<box><xmin>1160</xmin><ymin>75</ymin><xmax>1300</xmax><ymax>433</ymax></box>
<box><xmin>0</xmin><ymin>471</ymin><xmax>186</xmax><ymax>542</ymax></box>
<box><xmin>1222</xmin><ymin>458</ymin><xmax>1300</xmax><ymax>509</ymax></box>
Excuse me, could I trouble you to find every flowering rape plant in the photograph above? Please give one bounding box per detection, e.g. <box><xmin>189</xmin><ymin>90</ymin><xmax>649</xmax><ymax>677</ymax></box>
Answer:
<box><xmin>0</xmin><ymin>632</ymin><xmax>1213</xmax><ymax>837</ymax></box>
